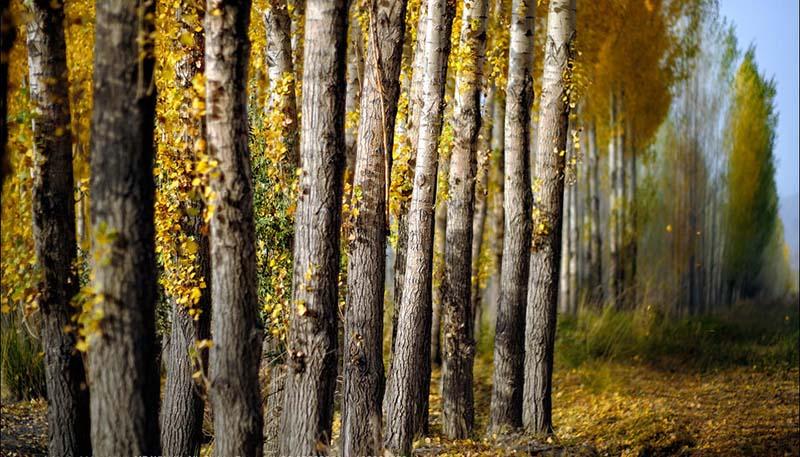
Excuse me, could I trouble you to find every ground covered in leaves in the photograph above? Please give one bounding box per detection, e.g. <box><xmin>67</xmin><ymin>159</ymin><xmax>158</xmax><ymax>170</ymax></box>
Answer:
<box><xmin>2</xmin><ymin>360</ymin><xmax>797</xmax><ymax>456</ymax></box>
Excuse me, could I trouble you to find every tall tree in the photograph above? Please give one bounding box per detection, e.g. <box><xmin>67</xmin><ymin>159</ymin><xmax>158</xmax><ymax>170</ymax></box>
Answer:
<box><xmin>88</xmin><ymin>0</ymin><xmax>160</xmax><ymax>454</ymax></box>
<box><xmin>490</xmin><ymin>0</ymin><xmax>534</xmax><ymax>431</ymax></box>
<box><xmin>205</xmin><ymin>1</ymin><xmax>263</xmax><ymax>455</ymax></box>
<box><xmin>441</xmin><ymin>0</ymin><xmax>488</xmax><ymax>438</ymax></box>
<box><xmin>26</xmin><ymin>2</ymin><xmax>91</xmax><ymax>455</ymax></box>
<box><xmin>524</xmin><ymin>0</ymin><xmax>576</xmax><ymax>434</ymax></box>
<box><xmin>159</xmin><ymin>2</ymin><xmax>210</xmax><ymax>455</ymax></box>
<box><xmin>278</xmin><ymin>0</ymin><xmax>348</xmax><ymax>454</ymax></box>
<box><xmin>383</xmin><ymin>0</ymin><xmax>456</xmax><ymax>451</ymax></box>
<box><xmin>342</xmin><ymin>0</ymin><xmax>408</xmax><ymax>454</ymax></box>
<box><xmin>261</xmin><ymin>0</ymin><xmax>298</xmax><ymax>452</ymax></box>
<box><xmin>586</xmin><ymin>121</ymin><xmax>602</xmax><ymax>301</ymax></box>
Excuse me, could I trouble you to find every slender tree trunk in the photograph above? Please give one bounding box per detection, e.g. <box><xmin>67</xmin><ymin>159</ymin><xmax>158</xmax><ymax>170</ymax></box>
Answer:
<box><xmin>392</xmin><ymin>0</ymin><xmax>428</xmax><ymax>351</ymax></box>
<box><xmin>88</xmin><ymin>1</ymin><xmax>160</xmax><ymax>454</ymax></box>
<box><xmin>431</xmin><ymin>146</ymin><xmax>449</xmax><ymax>367</ymax></box>
<box><xmin>205</xmin><ymin>2</ymin><xmax>264</xmax><ymax>456</ymax></box>
<box><xmin>264</xmin><ymin>0</ymin><xmax>299</xmax><ymax>167</ymax></box>
<box><xmin>523</xmin><ymin>0</ymin><xmax>576</xmax><ymax>435</ymax></box>
<box><xmin>342</xmin><ymin>0</ymin><xmax>408</xmax><ymax>454</ymax></box>
<box><xmin>161</xmin><ymin>4</ymin><xmax>210</xmax><ymax>455</ymax></box>
<box><xmin>558</xmin><ymin>185</ymin><xmax>570</xmax><ymax>313</ymax></box>
<box><xmin>587</xmin><ymin>122</ymin><xmax>602</xmax><ymax>302</ymax></box>
<box><xmin>490</xmin><ymin>0</ymin><xmax>534</xmax><ymax>432</ymax></box>
<box><xmin>278</xmin><ymin>1</ymin><xmax>348</xmax><ymax>454</ymax></box>
<box><xmin>608</xmin><ymin>91</ymin><xmax>624</xmax><ymax>307</ymax></box>
<box><xmin>441</xmin><ymin>0</ymin><xmax>487</xmax><ymax>438</ymax></box>
<box><xmin>488</xmin><ymin>88</ymin><xmax>505</xmax><ymax>319</ymax></box>
<box><xmin>26</xmin><ymin>3</ymin><xmax>91</xmax><ymax>455</ymax></box>
<box><xmin>471</xmin><ymin>88</ymin><xmax>495</xmax><ymax>338</ymax></box>
<box><xmin>261</xmin><ymin>1</ymin><xmax>297</xmax><ymax>453</ymax></box>
<box><xmin>344</xmin><ymin>9</ymin><xmax>364</xmax><ymax>185</ymax></box>
<box><xmin>568</xmin><ymin>147</ymin><xmax>579</xmax><ymax>313</ymax></box>
<box><xmin>383</xmin><ymin>0</ymin><xmax>456</xmax><ymax>452</ymax></box>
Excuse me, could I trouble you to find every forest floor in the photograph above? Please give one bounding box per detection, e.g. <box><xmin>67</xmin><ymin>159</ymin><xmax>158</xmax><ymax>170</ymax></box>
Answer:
<box><xmin>1</xmin><ymin>360</ymin><xmax>796</xmax><ymax>456</ymax></box>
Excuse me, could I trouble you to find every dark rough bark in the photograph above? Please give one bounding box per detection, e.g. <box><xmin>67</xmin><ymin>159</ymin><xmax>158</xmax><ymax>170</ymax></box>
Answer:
<box><xmin>160</xmin><ymin>6</ymin><xmax>210</xmax><ymax>455</ymax></box>
<box><xmin>523</xmin><ymin>0</ymin><xmax>576</xmax><ymax>435</ymax></box>
<box><xmin>383</xmin><ymin>0</ymin><xmax>456</xmax><ymax>452</ymax></box>
<box><xmin>205</xmin><ymin>2</ymin><xmax>264</xmax><ymax>456</ymax></box>
<box><xmin>341</xmin><ymin>0</ymin><xmax>408</xmax><ymax>454</ymax></box>
<box><xmin>26</xmin><ymin>3</ymin><xmax>91</xmax><ymax>455</ymax></box>
<box><xmin>278</xmin><ymin>1</ymin><xmax>348</xmax><ymax>454</ymax></box>
<box><xmin>88</xmin><ymin>1</ymin><xmax>160</xmax><ymax>454</ymax></box>
<box><xmin>490</xmin><ymin>0</ymin><xmax>534</xmax><ymax>432</ymax></box>
<box><xmin>440</xmin><ymin>0</ymin><xmax>487</xmax><ymax>438</ymax></box>
<box><xmin>391</xmin><ymin>0</ymin><xmax>428</xmax><ymax>352</ymax></box>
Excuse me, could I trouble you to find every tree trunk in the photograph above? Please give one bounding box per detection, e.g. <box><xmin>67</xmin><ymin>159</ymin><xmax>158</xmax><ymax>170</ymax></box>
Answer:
<box><xmin>490</xmin><ymin>0</ymin><xmax>534</xmax><ymax>432</ymax></box>
<box><xmin>278</xmin><ymin>0</ymin><xmax>348</xmax><ymax>454</ymax></box>
<box><xmin>261</xmin><ymin>1</ymin><xmax>297</xmax><ymax>453</ymax></box>
<box><xmin>264</xmin><ymin>0</ymin><xmax>299</xmax><ymax>167</ymax></box>
<box><xmin>392</xmin><ymin>0</ymin><xmax>428</xmax><ymax>352</ymax></box>
<box><xmin>205</xmin><ymin>2</ymin><xmax>264</xmax><ymax>456</ymax></box>
<box><xmin>488</xmin><ymin>87</ymin><xmax>505</xmax><ymax>321</ymax></box>
<box><xmin>431</xmin><ymin>147</ymin><xmax>449</xmax><ymax>367</ymax></box>
<box><xmin>88</xmin><ymin>0</ymin><xmax>160</xmax><ymax>454</ymax></box>
<box><xmin>587</xmin><ymin>122</ymin><xmax>602</xmax><ymax>302</ymax></box>
<box><xmin>523</xmin><ymin>0</ymin><xmax>576</xmax><ymax>435</ymax></box>
<box><xmin>568</xmin><ymin>144</ymin><xmax>579</xmax><ymax>313</ymax></box>
<box><xmin>160</xmin><ymin>3</ymin><xmax>210</xmax><ymax>455</ymax></box>
<box><xmin>383</xmin><ymin>0</ymin><xmax>455</xmax><ymax>452</ymax></box>
<box><xmin>344</xmin><ymin>9</ymin><xmax>364</xmax><ymax>185</ymax></box>
<box><xmin>26</xmin><ymin>3</ymin><xmax>91</xmax><ymax>455</ymax></box>
<box><xmin>341</xmin><ymin>0</ymin><xmax>408</xmax><ymax>454</ymax></box>
<box><xmin>471</xmin><ymin>88</ymin><xmax>495</xmax><ymax>338</ymax></box>
<box><xmin>440</xmin><ymin>0</ymin><xmax>487</xmax><ymax>438</ymax></box>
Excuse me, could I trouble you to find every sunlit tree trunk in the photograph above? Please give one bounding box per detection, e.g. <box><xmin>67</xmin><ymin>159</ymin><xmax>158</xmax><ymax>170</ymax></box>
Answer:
<box><xmin>490</xmin><ymin>0</ymin><xmax>534</xmax><ymax>432</ymax></box>
<box><xmin>441</xmin><ymin>0</ymin><xmax>488</xmax><ymax>437</ymax></box>
<box><xmin>471</xmin><ymin>88</ymin><xmax>495</xmax><ymax>338</ymax></box>
<box><xmin>383</xmin><ymin>0</ymin><xmax>456</xmax><ymax>451</ymax></box>
<box><xmin>261</xmin><ymin>1</ymin><xmax>298</xmax><ymax>452</ymax></box>
<box><xmin>523</xmin><ymin>0</ymin><xmax>576</xmax><ymax>435</ymax></box>
<box><xmin>341</xmin><ymin>0</ymin><xmax>408</xmax><ymax>454</ymax></box>
<box><xmin>88</xmin><ymin>0</ymin><xmax>160</xmax><ymax>454</ymax></box>
<box><xmin>26</xmin><ymin>2</ymin><xmax>91</xmax><ymax>455</ymax></box>
<box><xmin>278</xmin><ymin>0</ymin><xmax>348</xmax><ymax>454</ymax></box>
<box><xmin>205</xmin><ymin>1</ymin><xmax>264</xmax><ymax>456</ymax></box>
<box><xmin>344</xmin><ymin>9</ymin><xmax>364</xmax><ymax>184</ymax></box>
<box><xmin>161</xmin><ymin>4</ymin><xmax>210</xmax><ymax>455</ymax></box>
<box><xmin>488</xmin><ymin>87</ymin><xmax>506</xmax><ymax>319</ymax></box>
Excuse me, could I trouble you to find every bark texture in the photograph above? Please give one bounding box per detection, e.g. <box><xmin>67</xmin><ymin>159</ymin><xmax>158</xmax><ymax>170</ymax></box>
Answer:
<box><xmin>342</xmin><ymin>0</ymin><xmax>408</xmax><ymax>454</ymax></box>
<box><xmin>88</xmin><ymin>1</ymin><xmax>160</xmax><ymax>454</ymax></box>
<box><xmin>392</xmin><ymin>0</ymin><xmax>428</xmax><ymax>351</ymax></box>
<box><xmin>523</xmin><ymin>0</ymin><xmax>576</xmax><ymax>435</ymax></box>
<box><xmin>490</xmin><ymin>0</ymin><xmax>534</xmax><ymax>432</ymax></box>
<box><xmin>205</xmin><ymin>2</ymin><xmax>264</xmax><ymax>456</ymax></box>
<box><xmin>278</xmin><ymin>1</ymin><xmax>348</xmax><ymax>454</ymax></box>
<box><xmin>383</xmin><ymin>0</ymin><xmax>456</xmax><ymax>452</ymax></box>
<box><xmin>440</xmin><ymin>0</ymin><xmax>488</xmax><ymax>438</ymax></box>
<box><xmin>26</xmin><ymin>3</ymin><xmax>91</xmax><ymax>455</ymax></box>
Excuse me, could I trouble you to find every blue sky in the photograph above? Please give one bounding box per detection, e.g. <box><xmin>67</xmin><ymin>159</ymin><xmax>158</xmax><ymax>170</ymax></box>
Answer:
<box><xmin>719</xmin><ymin>0</ymin><xmax>800</xmax><ymax>199</ymax></box>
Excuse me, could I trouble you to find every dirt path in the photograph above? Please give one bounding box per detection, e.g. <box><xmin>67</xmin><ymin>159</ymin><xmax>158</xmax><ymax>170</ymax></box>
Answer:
<box><xmin>2</xmin><ymin>363</ymin><xmax>797</xmax><ymax>456</ymax></box>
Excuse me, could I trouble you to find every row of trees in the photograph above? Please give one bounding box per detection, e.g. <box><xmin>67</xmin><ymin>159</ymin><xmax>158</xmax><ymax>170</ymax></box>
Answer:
<box><xmin>0</xmin><ymin>0</ymin><xmax>793</xmax><ymax>456</ymax></box>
